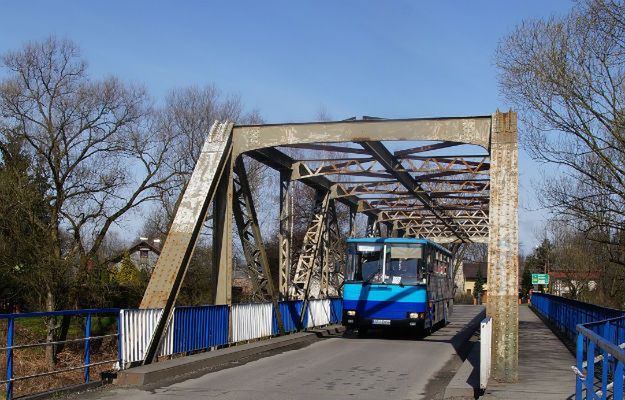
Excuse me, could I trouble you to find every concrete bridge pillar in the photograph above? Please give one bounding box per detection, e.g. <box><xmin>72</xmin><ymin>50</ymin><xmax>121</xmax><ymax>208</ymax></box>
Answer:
<box><xmin>487</xmin><ymin>110</ymin><xmax>519</xmax><ymax>382</ymax></box>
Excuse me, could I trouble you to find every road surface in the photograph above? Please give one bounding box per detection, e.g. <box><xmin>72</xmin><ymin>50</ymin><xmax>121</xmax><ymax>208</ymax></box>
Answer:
<box><xmin>86</xmin><ymin>305</ymin><xmax>484</xmax><ymax>400</ymax></box>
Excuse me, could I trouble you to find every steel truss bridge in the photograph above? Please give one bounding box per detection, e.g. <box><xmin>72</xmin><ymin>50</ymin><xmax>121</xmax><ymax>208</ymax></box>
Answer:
<box><xmin>138</xmin><ymin>111</ymin><xmax>519</xmax><ymax>382</ymax></box>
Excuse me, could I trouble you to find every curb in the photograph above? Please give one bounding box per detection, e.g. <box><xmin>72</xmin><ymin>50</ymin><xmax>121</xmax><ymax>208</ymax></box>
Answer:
<box><xmin>117</xmin><ymin>325</ymin><xmax>345</xmax><ymax>387</ymax></box>
<box><xmin>443</xmin><ymin>341</ymin><xmax>480</xmax><ymax>399</ymax></box>
<box><xmin>441</xmin><ymin>309</ymin><xmax>485</xmax><ymax>400</ymax></box>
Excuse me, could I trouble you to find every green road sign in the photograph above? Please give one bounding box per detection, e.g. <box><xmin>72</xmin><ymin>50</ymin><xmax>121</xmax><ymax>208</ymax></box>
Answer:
<box><xmin>532</xmin><ymin>273</ymin><xmax>549</xmax><ymax>285</ymax></box>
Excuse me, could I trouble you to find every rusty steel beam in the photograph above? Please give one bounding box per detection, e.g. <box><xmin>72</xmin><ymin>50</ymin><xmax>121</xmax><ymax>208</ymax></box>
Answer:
<box><xmin>288</xmin><ymin>156</ymin><xmax>489</xmax><ymax>181</ymax></box>
<box><xmin>366</xmin><ymin>214</ymin><xmax>381</xmax><ymax>237</ymax></box>
<box><xmin>140</xmin><ymin>121</ymin><xmax>233</xmax><ymax>364</ymax></box>
<box><xmin>278</xmin><ymin>171</ymin><xmax>292</xmax><ymax>299</ymax></box>
<box><xmin>401</xmin><ymin>155</ymin><xmax>490</xmax><ymax>168</ymax></box>
<box><xmin>393</xmin><ymin>141</ymin><xmax>462</xmax><ymax>156</ymax></box>
<box><xmin>321</xmin><ymin>200</ymin><xmax>343</xmax><ymax>297</ymax></box>
<box><xmin>331</xmin><ymin>181</ymin><xmax>488</xmax><ymax>199</ymax></box>
<box><xmin>282</xmin><ymin>143</ymin><xmax>370</xmax><ymax>154</ymax></box>
<box><xmin>487</xmin><ymin>110</ymin><xmax>519</xmax><ymax>382</ymax></box>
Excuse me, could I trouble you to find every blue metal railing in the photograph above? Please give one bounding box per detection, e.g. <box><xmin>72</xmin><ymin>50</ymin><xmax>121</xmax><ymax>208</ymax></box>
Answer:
<box><xmin>575</xmin><ymin>316</ymin><xmax>625</xmax><ymax>400</ymax></box>
<box><xmin>272</xmin><ymin>300</ymin><xmax>305</xmax><ymax>334</ymax></box>
<box><xmin>330</xmin><ymin>298</ymin><xmax>342</xmax><ymax>324</ymax></box>
<box><xmin>531</xmin><ymin>293</ymin><xmax>623</xmax><ymax>343</ymax></box>
<box><xmin>0</xmin><ymin>308</ymin><xmax>120</xmax><ymax>400</ymax></box>
<box><xmin>531</xmin><ymin>293</ymin><xmax>625</xmax><ymax>399</ymax></box>
<box><xmin>173</xmin><ymin>305</ymin><xmax>229</xmax><ymax>353</ymax></box>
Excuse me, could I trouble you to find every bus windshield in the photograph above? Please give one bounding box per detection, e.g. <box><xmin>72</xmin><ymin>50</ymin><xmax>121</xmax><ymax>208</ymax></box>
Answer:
<box><xmin>346</xmin><ymin>242</ymin><xmax>425</xmax><ymax>285</ymax></box>
<box><xmin>346</xmin><ymin>243</ymin><xmax>384</xmax><ymax>284</ymax></box>
<box><xmin>384</xmin><ymin>244</ymin><xmax>424</xmax><ymax>285</ymax></box>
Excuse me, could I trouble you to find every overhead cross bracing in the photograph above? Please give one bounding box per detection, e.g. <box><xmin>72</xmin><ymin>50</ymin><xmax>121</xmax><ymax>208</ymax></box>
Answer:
<box><xmin>254</xmin><ymin>138</ymin><xmax>491</xmax><ymax>244</ymax></box>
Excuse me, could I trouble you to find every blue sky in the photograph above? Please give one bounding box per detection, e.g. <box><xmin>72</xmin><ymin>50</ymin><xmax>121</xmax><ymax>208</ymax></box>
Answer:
<box><xmin>0</xmin><ymin>1</ymin><xmax>575</xmax><ymax>252</ymax></box>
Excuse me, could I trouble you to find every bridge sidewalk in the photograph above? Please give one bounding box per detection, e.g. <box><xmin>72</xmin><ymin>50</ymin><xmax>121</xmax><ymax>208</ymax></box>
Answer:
<box><xmin>482</xmin><ymin>305</ymin><xmax>575</xmax><ymax>400</ymax></box>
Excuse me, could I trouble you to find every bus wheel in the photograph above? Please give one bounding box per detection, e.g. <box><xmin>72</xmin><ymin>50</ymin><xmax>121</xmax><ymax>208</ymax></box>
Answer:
<box><xmin>425</xmin><ymin>320</ymin><xmax>433</xmax><ymax>336</ymax></box>
<box><xmin>357</xmin><ymin>327</ymin><xmax>369</xmax><ymax>337</ymax></box>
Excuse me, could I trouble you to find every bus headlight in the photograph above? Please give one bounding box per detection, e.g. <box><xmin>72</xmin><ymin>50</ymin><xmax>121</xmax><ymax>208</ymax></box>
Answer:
<box><xmin>408</xmin><ymin>312</ymin><xmax>419</xmax><ymax>319</ymax></box>
<box><xmin>346</xmin><ymin>310</ymin><xmax>356</xmax><ymax>316</ymax></box>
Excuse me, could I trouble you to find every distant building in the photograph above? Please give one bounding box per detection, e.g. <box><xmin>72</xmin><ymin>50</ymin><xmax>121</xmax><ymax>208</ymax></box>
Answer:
<box><xmin>232</xmin><ymin>268</ymin><xmax>255</xmax><ymax>301</ymax></box>
<box><xmin>111</xmin><ymin>239</ymin><xmax>161</xmax><ymax>272</ymax></box>
<box><xmin>550</xmin><ymin>270</ymin><xmax>599</xmax><ymax>297</ymax></box>
<box><xmin>463</xmin><ymin>262</ymin><xmax>488</xmax><ymax>303</ymax></box>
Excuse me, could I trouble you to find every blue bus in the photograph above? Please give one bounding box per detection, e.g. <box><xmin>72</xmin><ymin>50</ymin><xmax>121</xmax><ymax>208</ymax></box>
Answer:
<box><xmin>342</xmin><ymin>237</ymin><xmax>454</xmax><ymax>335</ymax></box>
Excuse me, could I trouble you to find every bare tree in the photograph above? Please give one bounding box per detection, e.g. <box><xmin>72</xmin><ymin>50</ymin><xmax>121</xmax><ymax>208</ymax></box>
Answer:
<box><xmin>496</xmin><ymin>0</ymin><xmax>625</xmax><ymax>265</ymax></box>
<box><xmin>143</xmin><ymin>85</ymin><xmax>263</xmax><ymax>236</ymax></box>
<box><xmin>0</xmin><ymin>37</ymin><xmax>182</xmax><ymax>366</ymax></box>
<box><xmin>549</xmin><ymin>221</ymin><xmax>597</xmax><ymax>299</ymax></box>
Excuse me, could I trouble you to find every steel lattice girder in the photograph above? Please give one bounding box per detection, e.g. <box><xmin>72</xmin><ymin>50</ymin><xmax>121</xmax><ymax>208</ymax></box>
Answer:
<box><xmin>289</xmin><ymin>156</ymin><xmax>490</xmax><ymax>180</ymax></box>
<box><xmin>289</xmin><ymin>190</ymin><xmax>331</xmax><ymax>300</ymax></box>
<box><xmin>278</xmin><ymin>172</ymin><xmax>292</xmax><ymax>298</ymax></box>
<box><xmin>232</xmin><ymin>157</ymin><xmax>285</xmax><ymax>333</ymax></box>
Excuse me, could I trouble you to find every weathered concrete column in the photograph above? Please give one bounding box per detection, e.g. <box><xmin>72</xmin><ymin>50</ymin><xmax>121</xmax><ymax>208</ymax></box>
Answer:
<box><xmin>487</xmin><ymin>110</ymin><xmax>519</xmax><ymax>382</ymax></box>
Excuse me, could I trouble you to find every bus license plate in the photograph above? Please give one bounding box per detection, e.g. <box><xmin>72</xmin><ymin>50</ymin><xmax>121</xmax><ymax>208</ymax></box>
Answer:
<box><xmin>372</xmin><ymin>319</ymin><xmax>391</xmax><ymax>325</ymax></box>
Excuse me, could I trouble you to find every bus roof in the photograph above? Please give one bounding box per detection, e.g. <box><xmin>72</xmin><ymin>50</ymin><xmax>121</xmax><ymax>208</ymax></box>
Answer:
<box><xmin>346</xmin><ymin>237</ymin><xmax>452</xmax><ymax>256</ymax></box>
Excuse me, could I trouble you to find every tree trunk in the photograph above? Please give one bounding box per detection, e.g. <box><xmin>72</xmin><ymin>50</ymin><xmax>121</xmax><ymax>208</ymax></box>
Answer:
<box><xmin>45</xmin><ymin>286</ymin><xmax>56</xmax><ymax>371</ymax></box>
<box><xmin>54</xmin><ymin>315</ymin><xmax>72</xmax><ymax>354</ymax></box>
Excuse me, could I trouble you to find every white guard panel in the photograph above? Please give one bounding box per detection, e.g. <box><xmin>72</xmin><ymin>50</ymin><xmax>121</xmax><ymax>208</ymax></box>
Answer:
<box><xmin>306</xmin><ymin>299</ymin><xmax>331</xmax><ymax>328</ymax></box>
<box><xmin>119</xmin><ymin>308</ymin><xmax>174</xmax><ymax>367</ymax></box>
<box><xmin>232</xmin><ymin>303</ymin><xmax>273</xmax><ymax>342</ymax></box>
<box><xmin>480</xmin><ymin>316</ymin><xmax>492</xmax><ymax>389</ymax></box>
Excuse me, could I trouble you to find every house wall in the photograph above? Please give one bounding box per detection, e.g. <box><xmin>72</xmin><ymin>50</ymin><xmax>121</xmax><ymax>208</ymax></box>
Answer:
<box><xmin>464</xmin><ymin>279</ymin><xmax>489</xmax><ymax>296</ymax></box>
<box><xmin>114</xmin><ymin>248</ymin><xmax>160</xmax><ymax>272</ymax></box>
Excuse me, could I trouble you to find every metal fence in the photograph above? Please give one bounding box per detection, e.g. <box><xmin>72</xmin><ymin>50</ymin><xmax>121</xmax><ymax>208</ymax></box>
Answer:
<box><xmin>119</xmin><ymin>308</ymin><xmax>174</xmax><ymax>367</ymax></box>
<box><xmin>306</xmin><ymin>299</ymin><xmax>331</xmax><ymax>328</ymax></box>
<box><xmin>272</xmin><ymin>300</ymin><xmax>305</xmax><ymax>334</ymax></box>
<box><xmin>531</xmin><ymin>293</ymin><xmax>625</xmax><ymax>400</ymax></box>
<box><xmin>231</xmin><ymin>303</ymin><xmax>273</xmax><ymax>343</ymax></box>
<box><xmin>0</xmin><ymin>308</ymin><xmax>120</xmax><ymax>400</ymax></box>
<box><xmin>575</xmin><ymin>315</ymin><xmax>625</xmax><ymax>399</ymax></box>
<box><xmin>531</xmin><ymin>293</ymin><xmax>624</xmax><ymax>343</ymax></box>
<box><xmin>330</xmin><ymin>298</ymin><xmax>343</xmax><ymax>324</ymax></box>
<box><xmin>173</xmin><ymin>305</ymin><xmax>229</xmax><ymax>353</ymax></box>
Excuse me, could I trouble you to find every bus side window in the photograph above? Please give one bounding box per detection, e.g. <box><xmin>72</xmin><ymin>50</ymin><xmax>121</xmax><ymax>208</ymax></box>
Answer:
<box><xmin>427</xmin><ymin>246</ymin><xmax>434</xmax><ymax>273</ymax></box>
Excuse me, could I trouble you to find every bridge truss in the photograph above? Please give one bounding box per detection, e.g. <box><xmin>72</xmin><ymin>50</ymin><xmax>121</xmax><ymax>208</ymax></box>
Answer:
<box><xmin>139</xmin><ymin>111</ymin><xmax>519</xmax><ymax>382</ymax></box>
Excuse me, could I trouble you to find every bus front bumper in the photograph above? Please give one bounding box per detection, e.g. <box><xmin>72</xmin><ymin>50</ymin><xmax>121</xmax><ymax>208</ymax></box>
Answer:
<box><xmin>342</xmin><ymin>315</ymin><xmax>427</xmax><ymax>330</ymax></box>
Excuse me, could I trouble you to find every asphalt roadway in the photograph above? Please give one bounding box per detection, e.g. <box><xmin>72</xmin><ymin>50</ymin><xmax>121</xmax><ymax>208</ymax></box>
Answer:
<box><xmin>85</xmin><ymin>305</ymin><xmax>484</xmax><ymax>400</ymax></box>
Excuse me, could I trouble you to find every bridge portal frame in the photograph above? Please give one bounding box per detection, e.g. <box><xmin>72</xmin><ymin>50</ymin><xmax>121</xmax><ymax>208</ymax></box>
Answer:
<box><xmin>141</xmin><ymin>111</ymin><xmax>518</xmax><ymax>382</ymax></box>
